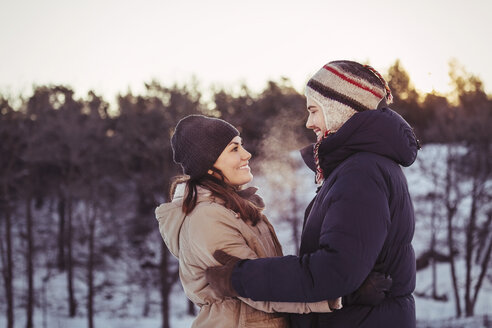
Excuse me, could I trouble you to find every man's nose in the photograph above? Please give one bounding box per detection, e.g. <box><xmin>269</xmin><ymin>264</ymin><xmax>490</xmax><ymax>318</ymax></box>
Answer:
<box><xmin>306</xmin><ymin>115</ymin><xmax>313</xmax><ymax>129</ymax></box>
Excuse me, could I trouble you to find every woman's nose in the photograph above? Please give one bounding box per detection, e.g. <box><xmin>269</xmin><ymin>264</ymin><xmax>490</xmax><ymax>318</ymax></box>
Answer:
<box><xmin>242</xmin><ymin>148</ymin><xmax>252</xmax><ymax>160</ymax></box>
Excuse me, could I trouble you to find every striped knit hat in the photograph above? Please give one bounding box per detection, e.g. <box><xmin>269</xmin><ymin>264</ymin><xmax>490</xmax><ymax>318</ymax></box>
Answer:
<box><xmin>305</xmin><ymin>60</ymin><xmax>393</xmax><ymax>135</ymax></box>
<box><xmin>306</xmin><ymin>60</ymin><xmax>393</xmax><ymax>185</ymax></box>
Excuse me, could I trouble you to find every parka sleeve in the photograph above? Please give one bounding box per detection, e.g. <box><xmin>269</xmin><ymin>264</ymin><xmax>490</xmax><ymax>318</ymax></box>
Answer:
<box><xmin>187</xmin><ymin>203</ymin><xmax>339</xmax><ymax>313</ymax></box>
<box><xmin>230</xmin><ymin>162</ymin><xmax>391</xmax><ymax>302</ymax></box>
<box><xmin>239</xmin><ymin>296</ymin><xmax>341</xmax><ymax>314</ymax></box>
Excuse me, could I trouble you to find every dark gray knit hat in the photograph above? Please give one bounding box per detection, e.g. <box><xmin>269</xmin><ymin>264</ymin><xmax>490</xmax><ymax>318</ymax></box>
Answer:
<box><xmin>171</xmin><ymin>115</ymin><xmax>239</xmax><ymax>179</ymax></box>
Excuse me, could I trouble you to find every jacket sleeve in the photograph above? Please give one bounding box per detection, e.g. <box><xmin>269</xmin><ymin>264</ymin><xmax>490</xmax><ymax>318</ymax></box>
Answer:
<box><xmin>239</xmin><ymin>296</ymin><xmax>341</xmax><ymax>314</ymax></box>
<box><xmin>231</xmin><ymin>163</ymin><xmax>391</xmax><ymax>302</ymax></box>
<box><xmin>187</xmin><ymin>203</ymin><xmax>338</xmax><ymax>313</ymax></box>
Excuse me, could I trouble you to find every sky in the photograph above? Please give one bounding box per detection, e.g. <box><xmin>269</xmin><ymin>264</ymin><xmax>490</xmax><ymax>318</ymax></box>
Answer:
<box><xmin>1</xmin><ymin>0</ymin><xmax>491</xmax><ymax>103</ymax></box>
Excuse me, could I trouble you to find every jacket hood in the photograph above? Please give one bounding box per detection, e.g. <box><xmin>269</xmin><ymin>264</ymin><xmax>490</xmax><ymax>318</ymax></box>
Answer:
<box><xmin>301</xmin><ymin>108</ymin><xmax>419</xmax><ymax>176</ymax></box>
<box><xmin>155</xmin><ymin>184</ymin><xmax>211</xmax><ymax>258</ymax></box>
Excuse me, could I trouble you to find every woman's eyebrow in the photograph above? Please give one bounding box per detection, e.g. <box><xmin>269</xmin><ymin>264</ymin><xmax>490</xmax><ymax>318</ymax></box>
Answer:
<box><xmin>227</xmin><ymin>141</ymin><xmax>241</xmax><ymax>147</ymax></box>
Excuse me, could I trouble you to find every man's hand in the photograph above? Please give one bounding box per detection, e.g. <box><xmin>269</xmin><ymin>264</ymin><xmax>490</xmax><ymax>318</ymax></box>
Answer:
<box><xmin>205</xmin><ymin>250</ymin><xmax>242</xmax><ymax>297</ymax></box>
<box><xmin>344</xmin><ymin>272</ymin><xmax>392</xmax><ymax>306</ymax></box>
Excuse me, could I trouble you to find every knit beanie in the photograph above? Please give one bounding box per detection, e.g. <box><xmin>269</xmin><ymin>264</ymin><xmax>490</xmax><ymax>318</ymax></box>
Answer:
<box><xmin>305</xmin><ymin>60</ymin><xmax>393</xmax><ymax>134</ymax></box>
<box><xmin>171</xmin><ymin>115</ymin><xmax>239</xmax><ymax>179</ymax></box>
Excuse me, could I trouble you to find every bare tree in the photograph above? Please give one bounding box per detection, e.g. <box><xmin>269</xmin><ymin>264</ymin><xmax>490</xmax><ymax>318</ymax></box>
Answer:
<box><xmin>413</xmin><ymin>145</ymin><xmax>449</xmax><ymax>302</ymax></box>
<box><xmin>451</xmin><ymin>62</ymin><xmax>492</xmax><ymax>317</ymax></box>
<box><xmin>0</xmin><ymin>96</ymin><xmax>22</xmax><ymax>328</ymax></box>
<box><xmin>115</xmin><ymin>81</ymin><xmax>203</xmax><ymax>328</ymax></box>
<box><xmin>419</xmin><ymin>62</ymin><xmax>492</xmax><ymax>318</ymax></box>
<box><xmin>25</xmin><ymin>192</ymin><xmax>35</xmax><ymax>328</ymax></box>
<box><xmin>159</xmin><ymin>245</ymin><xmax>179</xmax><ymax>328</ymax></box>
<box><xmin>444</xmin><ymin>146</ymin><xmax>465</xmax><ymax>317</ymax></box>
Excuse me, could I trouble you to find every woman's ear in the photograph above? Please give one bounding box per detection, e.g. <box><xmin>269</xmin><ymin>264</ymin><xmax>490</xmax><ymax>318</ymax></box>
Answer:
<box><xmin>207</xmin><ymin>169</ymin><xmax>214</xmax><ymax>175</ymax></box>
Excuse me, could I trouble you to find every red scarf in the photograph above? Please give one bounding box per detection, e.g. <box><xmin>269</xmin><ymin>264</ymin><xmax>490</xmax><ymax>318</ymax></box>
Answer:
<box><xmin>314</xmin><ymin>130</ymin><xmax>331</xmax><ymax>186</ymax></box>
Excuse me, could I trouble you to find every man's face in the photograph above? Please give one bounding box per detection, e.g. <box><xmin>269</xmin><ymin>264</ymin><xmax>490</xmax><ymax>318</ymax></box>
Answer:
<box><xmin>305</xmin><ymin>97</ymin><xmax>327</xmax><ymax>140</ymax></box>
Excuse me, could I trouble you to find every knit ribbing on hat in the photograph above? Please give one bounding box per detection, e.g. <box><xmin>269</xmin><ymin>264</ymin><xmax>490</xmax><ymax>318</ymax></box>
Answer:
<box><xmin>306</xmin><ymin>61</ymin><xmax>389</xmax><ymax>186</ymax></box>
<box><xmin>171</xmin><ymin>115</ymin><xmax>239</xmax><ymax>179</ymax></box>
<box><xmin>305</xmin><ymin>64</ymin><xmax>386</xmax><ymax>113</ymax></box>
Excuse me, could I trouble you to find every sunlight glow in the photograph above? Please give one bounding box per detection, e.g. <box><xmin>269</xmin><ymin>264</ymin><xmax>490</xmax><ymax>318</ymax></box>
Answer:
<box><xmin>1</xmin><ymin>0</ymin><xmax>491</xmax><ymax>101</ymax></box>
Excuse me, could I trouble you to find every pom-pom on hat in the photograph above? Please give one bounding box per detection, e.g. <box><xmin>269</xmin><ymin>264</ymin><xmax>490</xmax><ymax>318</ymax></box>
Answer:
<box><xmin>305</xmin><ymin>60</ymin><xmax>393</xmax><ymax>134</ymax></box>
<box><xmin>171</xmin><ymin>115</ymin><xmax>239</xmax><ymax>179</ymax></box>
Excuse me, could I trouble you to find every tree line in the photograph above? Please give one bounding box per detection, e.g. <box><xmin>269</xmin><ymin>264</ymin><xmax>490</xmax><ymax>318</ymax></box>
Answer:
<box><xmin>0</xmin><ymin>60</ymin><xmax>491</xmax><ymax>328</ymax></box>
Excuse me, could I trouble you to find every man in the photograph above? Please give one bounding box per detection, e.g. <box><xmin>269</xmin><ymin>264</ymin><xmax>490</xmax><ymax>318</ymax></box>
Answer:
<box><xmin>206</xmin><ymin>60</ymin><xmax>420</xmax><ymax>328</ymax></box>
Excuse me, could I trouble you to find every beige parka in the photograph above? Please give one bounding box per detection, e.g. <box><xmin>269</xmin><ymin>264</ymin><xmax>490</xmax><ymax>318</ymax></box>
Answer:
<box><xmin>155</xmin><ymin>186</ymin><xmax>340</xmax><ymax>328</ymax></box>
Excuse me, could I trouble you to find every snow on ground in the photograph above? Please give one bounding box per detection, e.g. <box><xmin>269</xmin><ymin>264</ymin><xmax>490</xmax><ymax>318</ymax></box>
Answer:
<box><xmin>415</xmin><ymin>261</ymin><xmax>492</xmax><ymax>320</ymax></box>
<box><xmin>416</xmin><ymin>316</ymin><xmax>492</xmax><ymax>328</ymax></box>
<box><xmin>2</xmin><ymin>145</ymin><xmax>491</xmax><ymax>327</ymax></box>
<box><xmin>2</xmin><ymin>282</ymin><xmax>194</xmax><ymax>328</ymax></box>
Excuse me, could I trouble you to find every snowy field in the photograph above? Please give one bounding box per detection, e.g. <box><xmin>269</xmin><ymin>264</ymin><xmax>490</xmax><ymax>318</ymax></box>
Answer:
<box><xmin>2</xmin><ymin>145</ymin><xmax>491</xmax><ymax>328</ymax></box>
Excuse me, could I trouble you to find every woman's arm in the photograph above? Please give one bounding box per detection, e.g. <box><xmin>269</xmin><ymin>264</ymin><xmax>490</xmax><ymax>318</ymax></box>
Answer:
<box><xmin>239</xmin><ymin>296</ymin><xmax>340</xmax><ymax>314</ymax></box>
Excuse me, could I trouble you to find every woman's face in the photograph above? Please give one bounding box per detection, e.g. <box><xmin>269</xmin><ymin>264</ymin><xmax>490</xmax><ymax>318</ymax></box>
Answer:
<box><xmin>305</xmin><ymin>97</ymin><xmax>327</xmax><ymax>139</ymax></box>
<box><xmin>212</xmin><ymin>136</ymin><xmax>253</xmax><ymax>186</ymax></box>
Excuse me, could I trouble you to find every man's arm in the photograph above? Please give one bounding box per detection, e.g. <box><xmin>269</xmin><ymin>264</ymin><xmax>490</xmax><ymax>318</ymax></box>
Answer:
<box><xmin>209</xmin><ymin>164</ymin><xmax>391</xmax><ymax>302</ymax></box>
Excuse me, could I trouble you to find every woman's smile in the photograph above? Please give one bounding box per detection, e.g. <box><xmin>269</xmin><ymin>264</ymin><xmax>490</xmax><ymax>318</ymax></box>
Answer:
<box><xmin>238</xmin><ymin>163</ymin><xmax>250</xmax><ymax>170</ymax></box>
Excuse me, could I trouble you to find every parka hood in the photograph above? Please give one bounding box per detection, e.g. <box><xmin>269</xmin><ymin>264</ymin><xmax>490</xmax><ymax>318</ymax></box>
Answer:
<box><xmin>301</xmin><ymin>108</ymin><xmax>419</xmax><ymax>177</ymax></box>
<box><xmin>155</xmin><ymin>184</ymin><xmax>211</xmax><ymax>258</ymax></box>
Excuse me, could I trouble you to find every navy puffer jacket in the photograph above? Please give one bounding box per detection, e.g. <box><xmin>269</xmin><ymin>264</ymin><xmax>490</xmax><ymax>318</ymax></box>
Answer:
<box><xmin>231</xmin><ymin>108</ymin><xmax>419</xmax><ymax>328</ymax></box>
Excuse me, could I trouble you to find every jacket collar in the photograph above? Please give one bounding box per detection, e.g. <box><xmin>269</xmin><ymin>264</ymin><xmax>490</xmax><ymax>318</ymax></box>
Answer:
<box><xmin>300</xmin><ymin>108</ymin><xmax>419</xmax><ymax>178</ymax></box>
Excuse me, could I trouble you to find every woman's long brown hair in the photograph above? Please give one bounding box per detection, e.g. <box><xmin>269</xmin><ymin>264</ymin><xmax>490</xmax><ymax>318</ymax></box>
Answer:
<box><xmin>169</xmin><ymin>170</ymin><xmax>263</xmax><ymax>226</ymax></box>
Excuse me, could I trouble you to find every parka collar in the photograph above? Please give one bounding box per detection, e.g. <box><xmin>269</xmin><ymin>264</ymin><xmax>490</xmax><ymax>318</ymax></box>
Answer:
<box><xmin>301</xmin><ymin>108</ymin><xmax>419</xmax><ymax>178</ymax></box>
